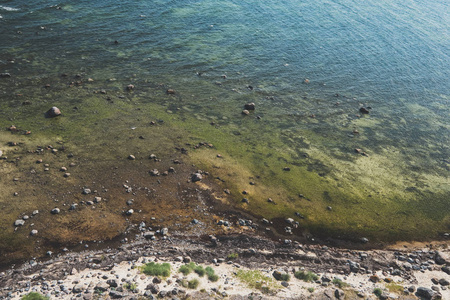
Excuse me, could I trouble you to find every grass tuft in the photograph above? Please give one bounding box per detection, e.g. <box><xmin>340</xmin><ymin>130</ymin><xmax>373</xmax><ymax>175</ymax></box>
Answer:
<box><xmin>294</xmin><ymin>270</ymin><xmax>318</xmax><ymax>282</ymax></box>
<box><xmin>140</xmin><ymin>262</ymin><xmax>171</xmax><ymax>277</ymax></box>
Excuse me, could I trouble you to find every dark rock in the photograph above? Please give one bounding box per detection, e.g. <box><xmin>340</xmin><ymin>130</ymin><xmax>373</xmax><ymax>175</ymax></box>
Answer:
<box><xmin>146</xmin><ymin>284</ymin><xmax>159</xmax><ymax>294</ymax></box>
<box><xmin>107</xmin><ymin>279</ymin><xmax>118</xmax><ymax>287</ymax></box>
<box><xmin>244</xmin><ymin>103</ymin><xmax>255</xmax><ymax>110</ymax></box>
<box><xmin>109</xmin><ymin>290</ymin><xmax>124</xmax><ymax>299</ymax></box>
<box><xmin>335</xmin><ymin>289</ymin><xmax>345</xmax><ymax>299</ymax></box>
<box><xmin>45</xmin><ymin>107</ymin><xmax>62</xmax><ymax>118</ymax></box>
<box><xmin>442</xmin><ymin>266</ymin><xmax>450</xmax><ymax>275</ymax></box>
<box><xmin>0</xmin><ymin>73</ymin><xmax>11</xmax><ymax>78</ymax></box>
<box><xmin>435</xmin><ymin>251</ymin><xmax>449</xmax><ymax>265</ymax></box>
<box><xmin>191</xmin><ymin>173</ymin><xmax>202</xmax><ymax>182</ymax></box>
<box><xmin>416</xmin><ymin>287</ymin><xmax>435</xmax><ymax>299</ymax></box>
<box><xmin>72</xmin><ymin>284</ymin><xmax>84</xmax><ymax>293</ymax></box>
<box><xmin>281</xmin><ymin>281</ymin><xmax>289</xmax><ymax>287</ymax></box>
<box><xmin>153</xmin><ymin>277</ymin><xmax>162</xmax><ymax>284</ymax></box>
<box><xmin>272</xmin><ymin>270</ymin><xmax>282</xmax><ymax>280</ymax></box>
<box><xmin>439</xmin><ymin>278</ymin><xmax>449</xmax><ymax>286</ymax></box>
<box><xmin>167</xmin><ymin>89</ymin><xmax>175</xmax><ymax>94</ymax></box>
<box><xmin>348</xmin><ymin>261</ymin><xmax>360</xmax><ymax>273</ymax></box>
<box><xmin>144</xmin><ymin>231</ymin><xmax>155</xmax><ymax>239</ymax></box>
<box><xmin>359</xmin><ymin>107</ymin><xmax>370</xmax><ymax>114</ymax></box>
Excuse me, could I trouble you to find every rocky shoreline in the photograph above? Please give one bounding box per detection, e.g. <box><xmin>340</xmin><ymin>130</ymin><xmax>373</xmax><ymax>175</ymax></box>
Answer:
<box><xmin>1</xmin><ymin>232</ymin><xmax>449</xmax><ymax>300</ymax></box>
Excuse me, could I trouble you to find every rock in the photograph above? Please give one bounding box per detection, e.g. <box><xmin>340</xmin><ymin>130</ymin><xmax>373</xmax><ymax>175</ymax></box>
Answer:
<box><xmin>272</xmin><ymin>270</ymin><xmax>282</xmax><ymax>280</ymax></box>
<box><xmin>241</xmin><ymin>109</ymin><xmax>250</xmax><ymax>115</ymax></box>
<box><xmin>14</xmin><ymin>219</ymin><xmax>25</xmax><ymax>226</ymax></box>
<box><xmin>348</xmin><ymin>260</ymin><xmax>360</xmax><ymax>273</ymax></box>
<box><xmin>369</xmin><ymin>275</ymin><xmax>380</xmax><ymax>283</ymax></box>
<box><xmin>82</xmin><ymin>188</ymin><xmax>91</xmax><ymax>195</ymax></box>
<box><xmin>30</xmin><ymin>229</ymin><xmax>38</xmax><ymax>236</ymax></box>
<box><xmin>45</xmin><ymin>106</ymin><xmax>62</xmax><ymax>118</ymax></box>
<box><xmin>126</xmin><ymin>84</ymin><xmax>135</xmax><ymax>90</ymax></box>
<box><xmin>191</xmin><ymin>173</ymin><xmax>202</xmax><ymax>182</ymax></box>
<box><xmin>435</xmin><ymin>251</ymin><xmax>450</xmax><ymax>265</ymax></box>
<box><xmin>160</xmin><ymin>228</ymin><xmax>169</xmax><ymax>235</ymax></box>
<box><xmin>416</xmin><ymin>287</ymin><xmax>435</xmax><ymax>299</ymax></box>
<box><xmin>167</xmin><ymin>89</ymin><xmax>176</xmax><ymax>94</ymax></box>
<box><xmin>126</xmin><ymin>209</ymin><xmax>134</xmax><ymax>216</ymax></box>
<box><xmin>109</xmin><ymin>290</ymin><xmax>124</xmax><ymax>299</ymax></box>
<box><xmin>281</xmin><ymin>281</ymin><xmax>289</xmax><ymax>287</ymax></box>
<box><xmin>360</xmin><ymin>237</ymin><xmax>369</xmax><ymax>243</ymax></box>
<box><xmin>439</xmin><ymin>278</ymin><xmax>449</xmax><ymax>286</ymax></box>
<box><xmin>285</xmin><ymin>218</ymin><xmax>294</xmax><ymax>225</ymax></box>
<box><xmin>153</xmin><ymin>277</ymin><xmax>162</xmax><ymax>284</ymax></box>
<box><xmin>244</xmin><ymin>103</ymin><xmax>255</xmax><ymax>110</ymax></box>
<box><xmin>0</xmin><ymin>150</ymin><xmax>2</xmax><ymax>157</ymax></box>
<box><xmin>107</xmin><ymin>279</ymin><xmax>118</xmax><ymax>288</ymax></box>
<box><xmin>128</xmin><ymin>155</ymin><xmax>136</xmax><ymax>160</ymax></box>
<box><xmin>359</xmin><ymin>107</ymin><xmax>370</xmax><ymax>114</ymax></box>
<box><xmin>149</xmin><ymin>169</ymin><xmax>160</xmax><ymax>176</ymax></box>
<box><xmin>144</xmin><ymin>231</ymin><xmax>155</xmax><ymax>239</ymax></box>
<box><xmin>442</xmin><ymin>266</ymin><xmax>450</xmax><ymax>275</ymax></box>
<box><xmin>73</xmin><ymin>284</ymin><xmax>84</xmax><ymax>293</ymax></box>
<box><xmin>146</xmin><ymin>284</ymin><xmax>159</xmax><ymax>294</ymax></box>
<box><xmin>32</xmin><ymin>210</ymin><xmax>39</xmax><ymax>216</ymax></box>
<box><xmin>94</xmin><ymin>197</ymin><xmax>102</xmax><ymax>203</ymax></box>
<box><xmin>335</xmin><ymin>289</ymin><xmax>345</xmax><ymax>299</ymax></box>
<box><xmin>95</xmin><ymin>282</ymin><xmax>110</xmax><ymax>292</ymax></box>
<box><xmin>51</xmin><ymin>208</ymin><xmax>60</xmax><ymax>214</ymax></box>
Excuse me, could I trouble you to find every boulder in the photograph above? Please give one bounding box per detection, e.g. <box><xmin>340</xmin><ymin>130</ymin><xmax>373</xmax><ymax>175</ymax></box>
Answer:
<box><xmin>244</xmin><ymin>103</ymin><xmax>255</xmax><ymax>110</ymax></box>
<box><xmin>45</xmin><ymin>106</ymin><xmax>61</xmax><ymax>118</ymax></box>
<box><xmin>435</xmin><ymin>251</ymin><xmax>450</xmax><ymax>265</ymax></box>
<box><xmin>416</xmin><ymin>287</ymin><xmax>435</xmax><ymax>299</ymax></box>
<box><xmin>191</xmin><ymin>173</ymin><xmax>202</xmax><ymax>182</ymax></box>
<box><xmin>14</xmin><ymin>219</ymin><xmax>25</xmax><ymax>226</ymax></box>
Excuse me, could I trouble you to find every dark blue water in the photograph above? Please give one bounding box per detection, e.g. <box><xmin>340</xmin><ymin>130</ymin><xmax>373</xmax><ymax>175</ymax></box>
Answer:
<box><xmin>0</xmin><ymin>0</ymin><xmax>449</xmax><ymax>191</ymax></box>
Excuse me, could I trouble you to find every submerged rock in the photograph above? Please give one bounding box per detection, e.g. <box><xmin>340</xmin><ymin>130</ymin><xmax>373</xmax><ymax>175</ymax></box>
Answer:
<box><xmin>45</xmin><ymin>106</ymin><xmax>61</xmax><ymax>118</ymax></box>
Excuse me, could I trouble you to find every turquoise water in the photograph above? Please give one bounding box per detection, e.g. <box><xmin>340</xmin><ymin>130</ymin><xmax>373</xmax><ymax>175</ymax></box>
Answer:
<box><xmin>0</xmin><ymin>1</ymin><xmax>449</xmax><ymax>220</ymax></box>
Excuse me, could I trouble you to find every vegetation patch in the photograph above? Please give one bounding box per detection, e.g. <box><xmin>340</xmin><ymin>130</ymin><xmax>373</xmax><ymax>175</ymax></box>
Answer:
<box><xmin>332</xmin><ymin>278</ymin><xmax>349</xmax><ymax>289</ymax></box>
<box><xmin>235</xmin><ymin>270</ymin><xmax>281</xmax><ymax>294</ymax></box>
<box><xmin>294</xmin><ymin>270</ymin><xmax>319</xmax><ymax>282</ymax></box>
<box><xmin>21</xmin><ymin>293</ymin><xmax>49</xmax><ymax>300</ymax></box>
<box><xmin>140</xmin><ymin>262</ymin><xmax>171</xmax><ymax>277</ymax></box>
<box><xmin>205</xmin><ymin>266</ymin><xmax>219</xmax><ymax>282</ymax></box>
<box><xmin>386</xmin><ymin>282</ymin><xmax>404</xmax><ymax>294</ymax></box>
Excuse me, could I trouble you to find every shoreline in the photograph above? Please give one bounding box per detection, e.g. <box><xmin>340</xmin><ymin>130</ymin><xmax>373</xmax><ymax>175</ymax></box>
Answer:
<box><xmin>1</xmin><ymin>232</ymin><xmax>449</xmax><ymax>299</ymax></box>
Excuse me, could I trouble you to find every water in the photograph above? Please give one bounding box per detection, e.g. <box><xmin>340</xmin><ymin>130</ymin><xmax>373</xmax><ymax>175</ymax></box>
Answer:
<box><xmin>0</xmin><ymin>0</ymin><xmax>449</xmax><ymax>246</ymax></box>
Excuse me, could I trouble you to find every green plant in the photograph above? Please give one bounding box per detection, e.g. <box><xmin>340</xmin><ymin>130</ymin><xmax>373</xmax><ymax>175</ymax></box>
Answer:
<box><xmin>124</xmin><ymin>282</ymin><xmax>137</xmax><ymax>291</ymax></box>
<box><xmin>188</xmin><ymin>278</ymin><xmax>199</xmax><ymax>289</ymax></box>
<box><xmin>332</xmin><ymin>278</ymin><xmax>349</xmax><ymax>288</ymax></box>
<box><xmin>280</xmin><ymin>273</ymin><xmax>290</xmax><ymax>281</ymax></box>
<box><xmin>373</xmin><ymin>288</ymin><xmax>383</xmax><ymax>298</ymax></box>
<box><xmin>21</xmin><ymin>293</ymin><xmax>49</xmax><ymax>300</ymax></box>
<box><xmin>307</xmin><ymin>287</ymin><xmax>315</xmax><ymax>293</ymax></box>
<box><xmin>227</xmin><ymin>253</ymin><xmax>239</xmax><ymax>260</ymax></box>
<box><xmin>235</xmin><ymin>270</ymin><xmax>281</xmax><ymax>294</ymax></box>
<box><xmin>140</xmin><ymin>262</ymin><xmax>171</xmax><ymax>277</ymax></box>
<box><xmin>179</xmin><ymin>262</ymin><xmax>196</xmax><ymax>275</ymax></box>
<box><xmin>386</xmin><ymin>283</ymin><xmax>403</xmax><ymax>294</ymax></box>
<box><xmin>206</xmin><ymin>266</ymin><xmax>219</xmax><ymax>282</ymax></box>
<box><xmin>194</xmin><ymin>265</ymin><xmax>205</xmax><ymax>277</ymax></box>
<box><xmin>294</xmin><ymin>270</ymin><xmax>318</xmax><ymax>282</ymax></box>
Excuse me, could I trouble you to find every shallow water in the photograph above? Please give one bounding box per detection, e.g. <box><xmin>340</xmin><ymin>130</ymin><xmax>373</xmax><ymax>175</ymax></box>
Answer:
<box><xmin>0</xmin><ymin>0</ymin><xmax>449</xmax><ymax>260</ymax></box>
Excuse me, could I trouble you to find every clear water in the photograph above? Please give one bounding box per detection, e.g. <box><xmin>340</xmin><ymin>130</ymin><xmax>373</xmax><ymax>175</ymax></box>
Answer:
<box><xmin>0</xmin><ymin>0</ymin><xmax>449</xmax><ymax>240</ymax></box>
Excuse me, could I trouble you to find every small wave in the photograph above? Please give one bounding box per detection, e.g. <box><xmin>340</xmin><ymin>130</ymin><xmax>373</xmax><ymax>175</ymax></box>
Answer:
<box><xmin>0</xmin><ymin>5</ymin><xmax>19</xmax><ymax>12</ymax></box>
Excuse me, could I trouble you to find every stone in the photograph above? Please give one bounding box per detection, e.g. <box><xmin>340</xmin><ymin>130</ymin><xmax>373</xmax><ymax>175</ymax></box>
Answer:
<box><xmin>32</xmin><ymin>210</ymin><xmax>39</xmax><ymax>216</ymax></box>
<box><xmin>191</xmin><ymin>173</ymin><xmax>202</xmax><ymax>182</ymax></box>
<box><xmin>107</xmin><ymin>279</ymin><xmax>118</xmax><ymax>287</ymax></box>
<box><xmin>126</xmin><ymin>84</ymin><xmax>135</xmax><ymax>90</ymax></box>
<box><xmin>439</xmin><ymin>278</ymin><xmax>449</xmax><ymax>286</ymax></box>
<box><xmin>126</xmin><ymin>209</ymin><xmax>134</xmax><ymax>216</ymax></box>
<box><xmin>94</xmin><ymin>197</ymin><xmax>102</xmax><ymax>203</ymax></box>
<box><xmin>348</xmin><ymin>261</ymin><xmax>360</xmax><ymax>273</ymax></box>
<box><xmin>82</xmin><ymin>188</ymin><xmax>91</xmax><ymax>195</ymax></box>
<box><xmin>146</xmin><ymin>284</ymin><xmax>159</xmax><ymax>294</ymax></box>
<box><xmin>244</xmin><ymin>103</ymin><xmax>255</xmax><ymax>110</ymax></box>
<box><xmin>335</xmin><ymin>289</ymin><xmax>345</xmax><ymax>299</ymax></box>
<box><xmin>272</xmin><ymin>270</ymin><xmax>282</xmax><ymax>280</ymax></box>
<box><xmin>30</xmin><ymin>230</ymin><xmax>38</xmax><ymax>236</ymax></box>
<box><xmin>435</xmin><ymin>251</ymin><xmax>450</xmax><ymax>265</ymax></box>
<box><xmin>95</xmin><ymin>282</ymin><xmax>110</xmax><ymax>292</ymax></box>
<box><xmin>128</xmin><ymin>155</ymin><xmax>135</xmax><ymax>160</ymax></box>
<box><xmin>153</xmin><ymin>277</ymin><xmax>162</xmax><ymax>284</ymax></box>
<box><xmin>45</xmin><ymin>107</ymin><xmax>61</xmax><ymax>118</ymax></box>
<box><xmin>0</xmin><ymin>73</ymin><xmax>11</xmax><ymax>78</ymax></box>
<box><xmin>281</xmin><ymin>281</ymin><xmax>289</xmax><ymax>287</ymax></box>
<box><xmin>149</xmin><ymin>169</ymin><xmax>160</xmax><ymax>176</ymax></box>
<box><xmin>241</xmin><ymin>109</ymin><xmax>250</xmax><ymax>115</ymax></box>
<box><xmin>51</xmin><ymin>208</ymin><xmax>60</xmax><ymax>214</ymax></box>
<box><xmin>167</xmin><ymin>89</ymin><xmax>175</xmax><ymax>94</ymax></box>
<box><xmin>416</xmin><ymin>287</ymin><xmax>435</xmax><ymax>299</ymax></box>
<box><xmin>109</xmin><ymin>290</ymin><xmax>124</xmax><ymax>299</ymax></box>
<box><xmin>359</xmin><ymin>107</ymin><xmax>370</xmax><ymax>114</ymax></box>
<box><xmin>160</xmin><ymin>228</ymin><xmax>169</xmax><ymax>235</ymax></box>
<box><xmin>369</xmin><ymin>275</ymin><xmax>380</xmax><ymax>283</ymax></box>
<box><xmin>72</xmin><ymin>284</ymin><xmax>84</xmax><ymax>293</ymax></box>
<box><xmin>442</xmin><ymin>266</ymin><xmax>450</xmax><ymax>275</ymax></box>
<box><xmin>14</xmin><ymin>219</ymin><xmax>25</xmax><ymax>226</ymax></box>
